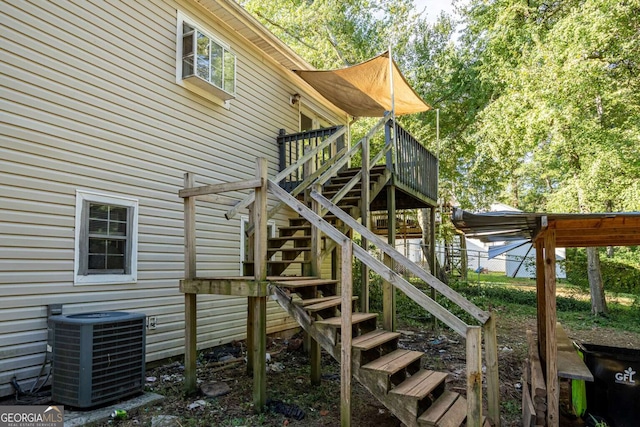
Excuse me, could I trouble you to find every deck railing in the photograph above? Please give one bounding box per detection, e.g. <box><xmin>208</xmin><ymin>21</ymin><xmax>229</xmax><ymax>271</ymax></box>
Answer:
<box><xmin>277</xmin><ymin>126</ymin><xmax>344</xmax><ymax>192</ymax></box>
<box><xmin>391</xmin><ymin>121</ymin><xmax>438</xmax><ymax>202</ymax></box>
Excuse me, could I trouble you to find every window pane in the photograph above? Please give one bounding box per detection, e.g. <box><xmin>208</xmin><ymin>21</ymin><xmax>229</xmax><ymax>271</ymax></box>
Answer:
<box><xmin>210</xmin><ymin>43</ymin><xmax>223</xmax><ymax>87</ymax></box>
<box><xmin>89</xmin><ymin>219</ymin><xmax>108</xmax><ymax>235</ymax></box>
<box><xmin>110</xmin><ymin>206</ymin><xmax>128</xmax><ymax>222</ymax></box>
<box><xmin>107</xmin><ymin>255</ymin><xmax>124</xmax><ymax>270</ymax></box>
<box><xmin>109</xmin><ymin>221</ymin><xmax>126</xmax><ymax>236</ymax></box>
<box><xmin>107</xmin><ymin>239</ymin><xmax>125</xmax><ymax>255</ymax></box>
<box><xmin>183</xmin><ymin>55</ymin><xmax>194</xmax><ymax>77</ymax></box>
<box><xmin>182</xmin><ymin>33</ymin><xmax>194</xmax><ymax>56</ymax></box>
<box><xmin>88</xmin><ymin>254</ymin><xmax>106</xmax><ymax>270</ymax></box>
<box><xmin>183</xmin><ymin>22</ymin><xmax>194</xmax><ymax>34</ymax></box>
<box><xmin>223</xmin><ymin>50</ymin><xmax>235</xmax><ymax>94</ymax></box>
<box><xmin>89</xmin><ymin>203</ymin><xmax>108</xmax><ymax>220</ymax></box>
<box><xmin>89</xmin><ymin>238</ymin><xmax>107</xmax><ymax>254</ymax></box>
<box><xmin>196</xmin><ymin>32</ymin><xmax>210</xmax><ymax>80</ymax></box>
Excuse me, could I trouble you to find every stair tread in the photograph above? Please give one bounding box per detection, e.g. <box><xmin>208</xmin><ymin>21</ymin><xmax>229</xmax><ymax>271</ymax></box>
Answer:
<box><xmin>352</xmin><ymin>330</ymin><xmax>401</xmax><ymax>351</ymax></box>
<box><xmin>315</xmin><ymin>312</ymin><xmax>377</xmax><ymax>327</ymax></box>
<box><xmin>268</xmin><ymin>247</ymin><xmax>311</xmax><ymax>252</ymax></box>
<box><xmin>418</xmin><ymin>390</ymin><xmax>466</xmax><ymax>426</ymax></box>
<box><xmin>304</xmin><ymin>297</ymin><xmax>358</xmax><ymax>312</ymax></box>
<box><xmin>294</xmin><ymin>296</ymin><xmax>344</xmax><ymax>307</ymax></box>
<box><xmin>272</xmin><ymin>278</ymin><xmax>338</xmax><ymax>287</ymax></box>
<box><xmin>389</xmin><ymin>369</ymin><xmax>448</xmax><ymax>399</ymax></box>
<box><xmin>360</xmin><ymin>349</ymin><xmax>423</xmax><ymax>375</ymax></box>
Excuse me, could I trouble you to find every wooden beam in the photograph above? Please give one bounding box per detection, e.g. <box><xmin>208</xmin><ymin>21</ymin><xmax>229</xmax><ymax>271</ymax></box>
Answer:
<box><xmin>340</xmin><ymin>241</ymin><xmax>353</xmax><ymax>427</ymax></box>
<box><xmin>180</xmin><ymin>278</ymin><xmax>268</xmax><ymax>297</ymax></box>
<box><xmin>310</xmin><ymin>190</ymin><xmax>490</xmax><ymax>325</ymax></box>
<box><xmin>544</xmin><ymin>230</ymin><xmax>559</xmax><ymax>427</ymax></box>
<box><xmin>484</xmin><ymin>314</ymin><xmax>500</xmax><ymax>427</ymax></box>
<box><xmin>183</xmin><ymin>173</ymin><xmax>198</xmax><ymax>395</ymax></box>
<box><xmin>179</xmin><ymin>178</ymin><xmax>263</xmax><ymax>198</ymax></box>
<box><xmin>251</xmin><ymin>157</ymin><xmax>268</xmax><ymax>413</ymax></box>
<box><xmin>466</xmin><ymin>326</ymin><xmax>482</xmax><ymax>427</ymax></box>
<box><xmin>429</xmin><ymin>206</ymin><xmax>437</xmax><ymax>331</ymax></box>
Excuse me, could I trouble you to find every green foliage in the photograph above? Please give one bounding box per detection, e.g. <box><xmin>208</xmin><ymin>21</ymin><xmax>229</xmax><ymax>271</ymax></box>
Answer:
<box><xmin>565</xmin><ymin>248</ymin><xmax>640</xmax><ymax>295</ymax></box>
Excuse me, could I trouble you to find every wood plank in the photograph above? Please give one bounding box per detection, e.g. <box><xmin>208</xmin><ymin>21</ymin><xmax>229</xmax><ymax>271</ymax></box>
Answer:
<box><xmin>418</xmin><ymin>390</ymin><xmax>458</xmax><ymax>426</ymax></box>
<box><xmin>361</xmin><ymin>133</ymin><xmax>371</xmax><ymax>316</ymax></box>
<box><xmin>437</xmin><ymin>394</ymin><xmax>467</xmax><ymax>427</ymax></box>
<box><xmin>304</xmin><ymin>297</ymin><xmax>355</xmax><ymax>312</ymax></box>
<box><xmin>466</xmin><ymin>326</ymin><xmax>482</xmax><ymax>427</ymax></box>
<box><xmin>526</xmin><ymin>330</ymin><xmax>547</xmax><ymax>398</ymax></box>
<box><xmin>389</xmin><ymin>369</ymin><xmax>447</xmax><ymax>399</ymax></box>
<box><xmin>180</xmin><ymin>278</ymin><xmax>268</xmax><ymax>297</ymax></box>
<box><xmin>352</xmin><ymin>330</ymin><xmax>400</xmax><ymax>351</ymax></box>
<box><xmin>522</xmin><ymin>378</ymin><xmax>536</xmax><ymax>427</ymax></box>
<box><xmin>295</xmin><ymin>296</ymin><xmax>343</xmax><ymax>306</ymax></box>
<box><xmin>555</xmin><ymin>322</ymin><xmax>593</xmax><ymax>380</ymax></box>
<box><xmin>360</xmin><ymin>349</ymin><xmax>423</xmax><ymax>375</ymax></box>
<box><xmin>271</xmin><ymin>278</ymin><xmax>338</xmax><ymax>287</ymax></box>
<box><xmin>178</xmin><ymin>178</ymin><xmax>263</xmax><ymax>198</ymax></box>
<box><xmin>535</xmin><ymin>239</ymin><xmax>546</xmax><ymax>362</ymax></box>
<box><xmin>315</xmin><ymin>312</ymin><xmax>377</xmax><ymax>327</ymax></box>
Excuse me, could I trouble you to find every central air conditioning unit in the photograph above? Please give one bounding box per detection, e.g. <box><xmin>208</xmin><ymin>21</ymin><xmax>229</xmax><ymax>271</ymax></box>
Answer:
<box><xmin>49</xmin><ymin>311</ymin><xmax>146</xmax><ymax>408</ymax></box>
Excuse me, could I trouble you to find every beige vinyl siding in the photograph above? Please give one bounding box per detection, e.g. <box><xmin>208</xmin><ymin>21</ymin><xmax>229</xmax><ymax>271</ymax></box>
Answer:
<box><xmin>0</xmin><ymin>0</ymin><xmax>347</xmax><ymax>397</ymax></box>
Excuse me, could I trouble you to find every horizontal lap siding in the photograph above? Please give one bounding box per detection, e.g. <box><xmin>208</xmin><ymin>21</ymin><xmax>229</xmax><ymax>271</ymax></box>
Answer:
<box><xmin>0</xmin><ymin>0</ymin><xmax>346</xmax><ymax>397</ymax></box>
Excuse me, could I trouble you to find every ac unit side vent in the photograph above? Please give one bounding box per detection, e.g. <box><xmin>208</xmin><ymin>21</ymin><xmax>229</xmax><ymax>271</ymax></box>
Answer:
<box><xmin>50</xmin><ymin>312</ymin><xmax>146</xmax><ymax>408</ymax></box>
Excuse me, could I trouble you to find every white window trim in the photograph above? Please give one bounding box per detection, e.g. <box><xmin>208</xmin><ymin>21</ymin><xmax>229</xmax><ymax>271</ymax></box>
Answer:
<box><xmin>74</xmin><ymin>190</ymin><xmax>139</xmax><ymax>285</ymax></box>
<box><xmin>240</xmin><ymin>216</ymin><xmax>276</xmax><ymax>274</ymax></box>
<box><xmin>175</xmin><ymin>10</ymin><xmax>235</xmax><ymax>109</ymax></box>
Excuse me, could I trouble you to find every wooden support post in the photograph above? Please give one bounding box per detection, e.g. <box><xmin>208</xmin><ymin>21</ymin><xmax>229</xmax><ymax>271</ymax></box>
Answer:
<box><xmin>544</xmin><ymin>230</ymin><xmax>559</xmax><ymax>427</ymax></box>
<box><xmin>250</xmin><ymin>157</ymin><xmax>268</xmax><ymax>413</ymax></box>
<box><xmin>360</xmin><ymin>137</ymin><xmax>370</xmax><ymax>313</ymax></box>
<box><xmin>383</xmin><ymin>184</ymin><xmax>396</xmax><ymax>331</ymax></box>
<box><xmin>310</xmin><ymin>183</ymin><xmax>322</xmax><ymax>385</ymax></box>
<box><xmin>183</xmin><ymin>173</ymin><xmax>198</xmax><ymax>395</ymax></box>
<box><xmin>246</xmin><ymin>205</ymin><xmax>255</xmax><ymax>375</ymax></box>
<box><xmin>340</xmin><ymin>240</ymin><xmax>353</xmax><ymax>427</ymax></box>
<box><xmin>484</xmin><ymin>314</ymin><xmax>500</xmax><ymax>427</ymax></box>
<box><xmin>429</xmin><ymin>206</ymin><xmax>438</xmax><ymax>331</ymax></box>
<box><xmin>466</xmin><ymin>326</ymin><xmax>482</xmax><ymax>427</ymax></box>
<box><xmin>535</xmin><ymin>238</ymin><xmax>546</xmax><ymax>363</ymax></box>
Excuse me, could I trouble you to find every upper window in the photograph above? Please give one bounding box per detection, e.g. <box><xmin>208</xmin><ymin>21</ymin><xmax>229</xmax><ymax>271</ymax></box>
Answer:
<box><xmin>178</xmin><ymin>14</ymin><xmax>236</xmax><ymax>101</ymax></box>
<box><xmin>74</xmin><ymin>191</ymin><xmax>138</xmax><ymax>285</ymax></box>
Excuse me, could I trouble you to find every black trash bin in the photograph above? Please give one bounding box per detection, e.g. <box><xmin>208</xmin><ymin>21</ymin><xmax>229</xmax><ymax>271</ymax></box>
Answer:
<box><xmin>578</xmin><ymin>343</ymin><xmax>640</xmax><ymax>427</ymax></box>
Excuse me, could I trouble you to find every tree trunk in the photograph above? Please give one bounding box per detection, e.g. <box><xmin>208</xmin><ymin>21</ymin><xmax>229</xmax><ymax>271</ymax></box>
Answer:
<box><xmin>586</xmin><ymin>247</ymin><xmax>608</xmax><ymax>315</ymax></box>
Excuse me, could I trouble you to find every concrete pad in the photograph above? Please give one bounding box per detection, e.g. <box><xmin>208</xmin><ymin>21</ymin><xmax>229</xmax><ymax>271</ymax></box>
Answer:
<box><xmin>64</xmin><ymin>392</ymin><xmax>164</xmax><ymax>426</ymax></box>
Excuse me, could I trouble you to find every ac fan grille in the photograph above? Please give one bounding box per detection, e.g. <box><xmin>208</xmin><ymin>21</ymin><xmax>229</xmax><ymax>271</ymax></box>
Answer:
<box><xmin>51</xmin><ymin>314</ymin><xmax>145</xmax><ymax>408</ymax></box>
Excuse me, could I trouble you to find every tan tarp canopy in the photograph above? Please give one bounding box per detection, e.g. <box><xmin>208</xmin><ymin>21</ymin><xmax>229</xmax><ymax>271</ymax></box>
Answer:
<box><xmin>295</xmin><ymin>51</ymin><xmax>431</xmax><ymax>117</ymax></box>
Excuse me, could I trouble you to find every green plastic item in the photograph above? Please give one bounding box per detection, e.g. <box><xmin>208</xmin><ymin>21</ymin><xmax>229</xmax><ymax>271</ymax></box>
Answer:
<box><xmin>572</xmin><ymin>348</ymin><xmax>587</xmax><ymax>417</ymax></box>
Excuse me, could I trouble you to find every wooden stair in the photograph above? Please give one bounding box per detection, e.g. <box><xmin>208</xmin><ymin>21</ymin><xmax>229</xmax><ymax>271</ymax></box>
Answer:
<box><xmin>245</xmin><ymin>166</ymin><xmax>391</xmax><ymax>276</ymax></box>
<box><xmin>270</xmin><ymin>277</ymin><xmax>474</xmax><ymax>427</ymax></box>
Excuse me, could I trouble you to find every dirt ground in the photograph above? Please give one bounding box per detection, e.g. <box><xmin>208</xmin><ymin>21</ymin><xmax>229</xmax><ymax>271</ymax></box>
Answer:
<box><xmin>4</xmin><ymin>312</ymin><xmax>638</xmax><ymax>426</ymax></box>
<box><xmin>83</xmin><ymin>311</ymin><xmax>640</xmax><ymax>427</ymax></box>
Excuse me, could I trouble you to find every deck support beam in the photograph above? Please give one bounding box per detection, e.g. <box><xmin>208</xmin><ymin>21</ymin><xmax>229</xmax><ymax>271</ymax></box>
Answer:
<box><xmin>310</xmin><ymin>183</ymin><xmax>322</xmax><ymax>385</ymax></box>
<box><xmin>383</xmin><ymin>184</ymin><xmax>396</xmax><ymax>331</ymax></box>
<box><xmin>340</xmin><ymin>241</ymin><xmax>353</xmax><ymax>427</ymax></box>
<box><xmin>360</xmin><ymin>137</ymin><xmax>370</xmax><ymax>313</ymax></box>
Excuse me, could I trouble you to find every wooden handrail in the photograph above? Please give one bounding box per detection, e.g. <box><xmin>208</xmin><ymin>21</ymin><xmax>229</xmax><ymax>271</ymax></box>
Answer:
<box><xmin>268</xmin><ymin>180</ymin><xmax>470</xmax><ymax>337</ymax></box>
<box><xmin>310</xmin><ymin>190</ymin><xmax>490</xmax><ymax>325</ymax></box>
<box><xmin>225</xmin><ymin>126</ymin><xmax>347</xmax><ymax>220</ymax></box>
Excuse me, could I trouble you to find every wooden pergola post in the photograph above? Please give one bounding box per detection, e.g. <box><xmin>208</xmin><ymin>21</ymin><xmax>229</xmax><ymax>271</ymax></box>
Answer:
<box><xmin>360</xmin><ymin>136</ymin><xmax>370</xmax><ymax>313</ymax></box>
<box><xmin>543</xmin><ymin>229</ymin><xmax>559</xmax><ymax>426</ymax></box>
<box><xmin>249</xmin><ymin>157</ymin><xmax>268</xmax><ymax>412</ymax></box>
<box><xmin>383</xmin><ymin>120</ymin><xmax>395</xmax><ymax>331</ymax></box>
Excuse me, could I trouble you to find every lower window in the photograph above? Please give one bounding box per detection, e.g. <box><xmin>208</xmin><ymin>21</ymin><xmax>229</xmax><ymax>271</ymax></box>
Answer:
<box><xmin>74</xmin><ymin>191</ymin><xmax>138</xmax><ymax>285</ymax></box>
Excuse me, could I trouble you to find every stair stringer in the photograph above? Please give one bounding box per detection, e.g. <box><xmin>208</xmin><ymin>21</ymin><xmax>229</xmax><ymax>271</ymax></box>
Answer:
<box><xmin>269</xmin><ymin>284</ymin><xmax>454</xmax><ymax>427</ymax></box>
